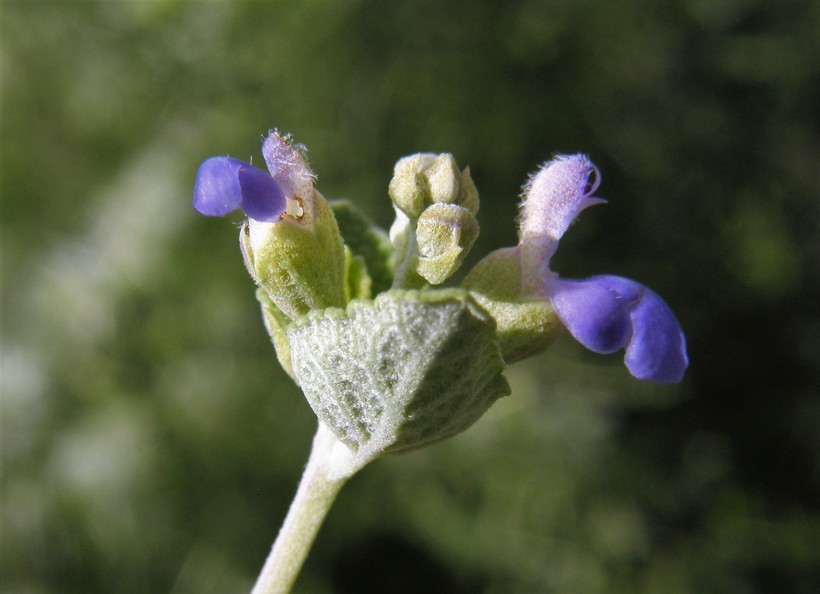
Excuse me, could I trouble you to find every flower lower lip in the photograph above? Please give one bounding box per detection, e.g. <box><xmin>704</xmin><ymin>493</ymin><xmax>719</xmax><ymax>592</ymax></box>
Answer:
<box><xmin>193</xmin><ymin>156</ymin><xmax>285</xmax><ymax>222</ymax></box>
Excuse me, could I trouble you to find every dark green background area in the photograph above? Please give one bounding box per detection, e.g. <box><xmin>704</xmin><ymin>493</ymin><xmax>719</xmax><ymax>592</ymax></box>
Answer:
<box><xmin>2</xmin><ymin>1</ymin><xmax>818</xmax><ymax>592</ymax></box>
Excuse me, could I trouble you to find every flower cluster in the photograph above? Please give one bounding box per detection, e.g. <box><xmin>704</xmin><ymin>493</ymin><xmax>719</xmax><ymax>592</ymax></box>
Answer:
<box><xmin>193</xmin><ymin>132</ymin><xmax>689</xmax><ymax>594</ymax></box>
<box><xmin>193</xmin><ymin>132</ymin><xmax>688</xmax><ymax>458</ymax></box>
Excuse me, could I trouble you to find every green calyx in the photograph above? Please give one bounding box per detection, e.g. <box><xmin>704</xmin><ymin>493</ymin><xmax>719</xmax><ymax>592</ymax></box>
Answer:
<box><xmin>243</xmin><ymin>189</ymin><xmax>347</xmax><ymax>319</ymax></box>
<box><xmin>463</xmin><ymin>247</ymin><xmax>562</xmax><ymax>364</ymax></box>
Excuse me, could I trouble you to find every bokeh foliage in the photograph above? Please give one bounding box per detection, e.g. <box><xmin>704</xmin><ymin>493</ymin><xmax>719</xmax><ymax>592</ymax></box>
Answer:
<box><xmin>2</xmin><ymin>1</ymin><xmax>819</xmax><ymax>592</ymax></box>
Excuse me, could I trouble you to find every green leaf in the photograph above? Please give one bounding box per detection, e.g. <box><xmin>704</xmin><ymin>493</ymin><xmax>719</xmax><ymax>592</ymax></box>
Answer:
<box><xmin>344</xmin><ymin>246</ymin><xmax>373</xmax><ymax>301</ymax></box>
<box><xmin>330</xmin><ymin>200</ymin><xmax>395</xmax><ymax>295</ymax></box>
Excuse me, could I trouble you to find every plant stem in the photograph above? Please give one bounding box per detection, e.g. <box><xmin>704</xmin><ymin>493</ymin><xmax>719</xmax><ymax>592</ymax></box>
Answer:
<box><xmin>251</xmin><ymin>422</ymin><xmax>362</xmax><ymax>594</ymax></box>
<box><xmin>390</xmin><ymin>210</ymin><xmax>425</xmax><ymax>290</ymax></box>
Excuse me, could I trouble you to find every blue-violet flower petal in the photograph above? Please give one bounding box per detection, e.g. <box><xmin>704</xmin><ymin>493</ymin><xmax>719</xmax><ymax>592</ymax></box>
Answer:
<box><xmin>193</xmin><ymin>156</ymin><xmax>286</xmax><ymax>222</ymax></box>
<box><xmin>594</xmin><ymin>275</ymin><xmax>688</xmax><ymax>383</ymax></box>
<box><xmin>548</xmin><ymin>274</ymin><xmax>688</xmax><ymax>383</ymax></box>
<box><xmin>546</xmin><ymin>276</ymin><xmax>632</xmax><ymax>354</ymax></box>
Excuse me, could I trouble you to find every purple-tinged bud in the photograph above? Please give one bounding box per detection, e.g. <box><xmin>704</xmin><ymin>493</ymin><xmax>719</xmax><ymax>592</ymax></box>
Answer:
<box><xmin>193</xmin><ymin>157</ymin><xmax>286</xmax><ymax>223</ymax></box>
<box><xmin>415</xmin><ymin>203</ymin><xmax>479</xmax><ymax>285</ymax></box>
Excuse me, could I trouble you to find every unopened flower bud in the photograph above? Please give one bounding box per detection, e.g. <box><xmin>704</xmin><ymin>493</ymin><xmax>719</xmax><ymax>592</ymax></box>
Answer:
<box><xmin>388</xmin><ymin>154</ymin><xmax>435</xmax><ymax>218</ymax></box>
<box><xmin>426</xmin><ymin>154</ymin><xmax>461</xmax><ymax>205</ymax></box>
<box><xmin>415</xmin><ymin>203</ymin><xmax>478</xmax><ymax>285</ymax></box>
<box><xmin>388</xmin><ymin>153</ymin><xmax>479</xmax><ymax>218</ymax></box>
<box><xmin>457</xmin><ymin>166</ymin><xmax>479</xmax><ymax>215</ymax></box>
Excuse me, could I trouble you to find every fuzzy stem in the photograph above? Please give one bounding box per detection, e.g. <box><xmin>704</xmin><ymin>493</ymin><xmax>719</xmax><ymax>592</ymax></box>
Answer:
<box><xmin>251</xmin><ymin>422</ymin><xmax>362</xmax><ymax>594</ymax></box>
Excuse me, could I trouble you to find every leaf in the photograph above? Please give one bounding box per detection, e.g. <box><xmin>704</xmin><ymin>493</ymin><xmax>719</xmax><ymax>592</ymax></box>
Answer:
<box><xmin>330</xmin><ymin>200</ymin><xmax>394</xmax><ymax>294</ymax></box>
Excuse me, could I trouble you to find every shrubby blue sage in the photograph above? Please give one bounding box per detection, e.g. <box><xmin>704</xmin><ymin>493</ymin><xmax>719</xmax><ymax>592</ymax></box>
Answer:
<box><xmin>193</xmin><ymin>131</ymin><xmax>688</xmax><ymax>593</ymax></box>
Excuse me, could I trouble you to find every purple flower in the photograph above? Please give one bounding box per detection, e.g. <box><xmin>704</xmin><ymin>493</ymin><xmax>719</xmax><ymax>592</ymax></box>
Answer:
<box><xmin>193</xmin><ymin>131</ymin><xmax>314</xmax><ymax>223</ymax></box>
<box><xmin>520</xmin><ymin>155</ymin><xmax>688</xmax><ymax>383</ymax></box>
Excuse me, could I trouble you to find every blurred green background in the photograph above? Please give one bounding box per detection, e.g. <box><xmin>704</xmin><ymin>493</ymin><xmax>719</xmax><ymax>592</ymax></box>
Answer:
<box><xmin>2</xmin><ymin>1</ymin><xmax>819</xmax><ymax>592</ymax></box>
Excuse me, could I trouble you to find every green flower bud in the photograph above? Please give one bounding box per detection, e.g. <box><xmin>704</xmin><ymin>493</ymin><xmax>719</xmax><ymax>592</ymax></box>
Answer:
<box><xmin>388</xmin><ymin>154</ymin><xmax>435</xmax><ymax>218</ymax></box>
<box><xmin>388</xmin><ymin>153</ymin><xmax>479</xmax><ymax>218</ymax></box>
<box><xmin>463</xmin><ymin>247</ymin><xmax>562</xmax><ymax>364</ymax></box>
<box><xmin>457</xmin><ymin>166</ymin><xmax>479</xmax><ymax>215</ymax></box>
<box><xmin>415</xmin><ymin>203</ymin><xmax>479</xmax><ymax>285</ymax></box>
<box><xmin>287</xmin><ymin>290</ymin><xmax>510</xmax><ymax>466</ymax></box>
<box><xmin>426</xmin><ymin>153</ymin><xmax>461</xmax><ymax>205</ymax></box>
<box><xmin>387</xmin><ymin>153</ymin><xmax>481</xmax><ymax>289</ymax></box>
